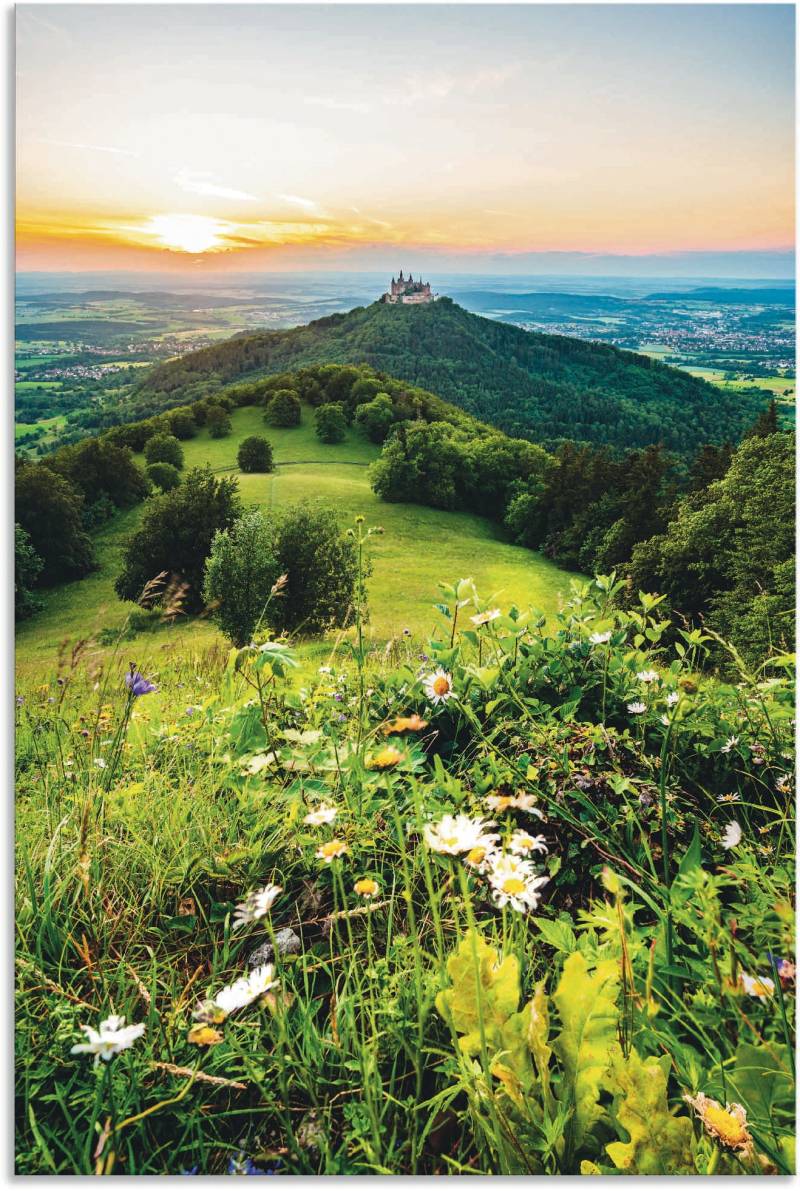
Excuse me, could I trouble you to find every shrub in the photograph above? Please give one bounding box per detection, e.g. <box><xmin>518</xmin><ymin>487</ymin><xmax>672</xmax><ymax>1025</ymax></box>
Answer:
<box><xmin>203</xmin><ymin>510</ymin><xmax>282</xmax><ymax>645</ymax></box>
<box><xmin>314</xmin><ymin>403</ymin><xmax>347</xmax><ymax>445</ymax></box>
<box><xmin>237</xmin><ymin>436</ymin><xmax>274</xmax><ymax>474</ymax></box>
<box><xmin>270</xmin><ymin>503</ymin><xmax>363</xmax><ymax>634</ymax></box>
<box><xmin>355</xmin><ymin>392</ymin><xmax>395</xmax><ymax>444</ymax></box>
<box><xmin>265</xmin><ymin>390</ymin><xmax>301</xmax><ymax>428</ymax></box>
<box><xmin>48</xmin><ymin>437</ymin><xmax>150</xmax><ymax>509</ymax></box>
<box><xmin>207</xmin><ymin>406</ymin><xmax>232</xmax><ymax>439</ymax></box>
<box><xmin>145</xmin><ymin>433</ymin><xmax>184</xmax><ymax>470</ymax></box>
<box><xmin>14</xmin><ymin>524</ymin><xmax>43</xmax><ymax>620</ymax></box>
<box><xmin>15</xmin><ymin>464</ymin><xmax>95</xmax><ymax>585</ymax></box>
<box><xmin>146</xmin><ymin>462</ymin><xmax>182</xmax><ymax>492</ymax></box>
<box><xmin>114</xmin><ymin>467</ymin><xmax>242</xmax><ymax>612</ymax></box>
<box><xmin>166</xmin><ymin>409</ymin><xmax>198</xmax><ymax>440</ymax></box>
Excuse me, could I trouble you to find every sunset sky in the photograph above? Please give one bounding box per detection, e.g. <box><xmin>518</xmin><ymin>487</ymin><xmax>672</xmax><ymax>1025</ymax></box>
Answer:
<box><xmin>16</xmin><ymin>4</ymin><xmax>795</xmax><ymax>274</ymax></box>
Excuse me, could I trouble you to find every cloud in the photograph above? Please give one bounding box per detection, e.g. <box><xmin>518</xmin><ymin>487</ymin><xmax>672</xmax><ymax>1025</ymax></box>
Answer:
<box><xmin>175</xmin><ymin>170</ymin><xmax>257</xmax><ymax>202</ymax></box>
<box><xmin>36</xmin><ymin>138</ymin><xmax>138</xmax><ymax>157</ymax></box>
<box><xmin>305</xmin><ymin>96</ymin><xmax>370</xmax><ymax>114</ymax></box>
<box><xmin>276</xmin><ymin>193</ymin><xmax>319</xmax><ymax>212</ymax></box>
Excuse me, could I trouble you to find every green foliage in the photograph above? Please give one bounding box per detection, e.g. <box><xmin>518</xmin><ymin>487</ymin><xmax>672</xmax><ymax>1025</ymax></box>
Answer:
<box><xmin>604</xmin><ymin>1044</ymin><xmax>695</xmax><ymax>1174</ymax></box>
<box><xmin>206</xmin><ymin>405</ymin><xmax>232</xmax><ymax>439</ymax></box>
<box><xmin>269</xmin><ymin>503</ymin><xmax>362</xmax><ymax>634</ymax></box>
<box><xmin>114</xmin><ymin>467</ymin><xmax>242</xmax><ymax>612</ymax></box>
<box><xmin>355</xmin><ymin>392</ymin><xmax>395</xmax><ymax>443</ymax></box>
<box><xmin>202</xmin><ymin>509</ymin><xmax>281</xmax><ymax>646</ymax></box>
<box><xmin>165</xmin><ymin>408</ymin><xmax>198</xmax><ymax>440</ymax></box>
<box><xmin>265</xmin><ymin>389</ymin><xmax>302</xmax><ymax>427</ymax></box>
<box><xmin>314</xmin><ymin>402</ymin><xmax>347</xmax><ymax>444</ymax></box>
<box><xmin>434</xmin><ymin>932</ymin><xmax>521</xmax><ymax>1058</ymax></box>
<box><xmin>48</xmin><ymin>436</ymin><xmax>150</xmax><ymax>510</ymax></box>
<box><xmin>237</xmin><ymin>435</ymin><xmax>274</xmax><ymax>473</ymax></box>
<box><xmin>552</xmin><ymin>952</ymin><xmax>619</xmax><ymax>1157</ymax></box>
<box><xmin>144</xmin><ymin>433</ymin><xmax>184</xmax><ymax>470</ymax></box>
<box><xmin>145</xmin><ymin>461</ymin><xmax>181</xmax><ymax>492</ymax></box>
<box><xmin>15</xmin><ymin>463</ymin><xmax>95</xmax><ymax>585</ymax></box>
<box><xmin>14</xmin><ymin>524</ymin><xmax>43</xmax><ymax>620</ymax></box>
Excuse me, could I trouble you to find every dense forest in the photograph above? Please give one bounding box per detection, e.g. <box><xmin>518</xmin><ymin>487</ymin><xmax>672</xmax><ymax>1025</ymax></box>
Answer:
<box><xmin>133</xmin><ymin>299</ymin><xmax>765</xmax><ymax>456</ymax></box>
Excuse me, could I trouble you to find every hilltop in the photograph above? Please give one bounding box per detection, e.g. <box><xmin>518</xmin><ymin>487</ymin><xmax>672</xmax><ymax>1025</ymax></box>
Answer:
<box><xmin>135</xmin><ymin>297</ymin><xmax>764</xmax><ymax>455</ymax></box>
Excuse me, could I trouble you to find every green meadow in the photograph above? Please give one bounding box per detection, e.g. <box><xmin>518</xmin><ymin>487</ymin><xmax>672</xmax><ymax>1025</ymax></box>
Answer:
<box><xmin>15</xmin><ymin>405</ymin><xmax>580</xmax><ymax>677</ymax></box>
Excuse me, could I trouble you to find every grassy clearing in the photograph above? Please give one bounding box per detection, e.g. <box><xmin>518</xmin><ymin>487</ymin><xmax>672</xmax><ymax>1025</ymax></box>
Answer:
<box><xmin>16</xmin><ymin>406</ymin><xmax>580</xmax><ymax>678</ymax></box>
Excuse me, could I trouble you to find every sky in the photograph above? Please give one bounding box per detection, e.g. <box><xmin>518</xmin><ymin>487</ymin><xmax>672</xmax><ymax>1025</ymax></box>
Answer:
<box><xmin>16</xmin><ymin>4</ymin><xmax>796</xmax><ymax>275</ymax></box>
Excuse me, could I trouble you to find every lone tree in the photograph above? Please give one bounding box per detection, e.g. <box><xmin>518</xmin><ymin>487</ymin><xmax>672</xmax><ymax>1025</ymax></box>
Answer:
<box><xmin>146</xmin><ymin>462</ymin><xmax>181</xmax><ymax>492</ymax></box>
<box><xmin>145</xmin><ymin>433</ymin><xmax>184</xmax><ymax>470</ymax></box>
<box><xmin>206</xmin><ymin>406</ymin><xmax>232</xmax><ymax>439</ymax></box>
<box><xmin>203</xmin><ymin>509</ymin><xmax>282</xmax><ymax>645</ymax></box>
<box><xmin>115</xmin><ymin>467</ymin><xmax>241</xmax><ymax>612</ymax></box>
<box><xmin>237</xmin><ymin>436</ymin><xmax>274</xmax><ymax>474</ymax></box>
<box><xmin>15</xmin><ymin>463</ymin><xmax>95</xmax><ymax>585</ymax></box>
<box><xmin>315</xmin><ymin>402</ymin><xmax>347</xmax><ymax>444</ymax></box>
<box><xmin>265</xmin><ymin>389</ymin><xmax>302</xmax><ymax>428</ymax></box>
<box><xmin>270</xmin><ymin>503</ymin><xmax>363</xmax><ymax>634</ymax></box>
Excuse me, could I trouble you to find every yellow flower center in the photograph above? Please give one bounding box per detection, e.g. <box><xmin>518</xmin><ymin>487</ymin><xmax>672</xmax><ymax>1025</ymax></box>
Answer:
<box><xmin>321</xmin><ymin>841</ymin><xmax>345</xmax><ymax>859</ymax></box>
<box><xmin>372</xmin><ymin>746</ymin><xmax>402</xmax><ymax>769</ymax></box>
<box><xmin>442</xmin><ymin>835</ymin><xmax>459</xmax><ymax>848</ymax></box>
<box><xmin>467</xmin><ymin>846</ymin><xmax>486</xmax><ymax>865</ymax></box>
<box><xmin>433</xmin><ymin>676</ymin><xmax>450</xmax><ymax>696</ymax></box>
<box><xmin>502</xmin><ymin>877</ymin><xmax>527</xmax><ymax>896</ymax></box>
<box><xmin>493</xmin><ymin>796</ymin><xmax>513</xmax><ymax>811</ymax></box>
<box><xmin>704</xmin><ymin>1105</ymin><xmax>749</xmax><ymax>1148</ymax></box>
<box><xmin>355</xmin><ymin>878</ymin><xmax>378</xmax><ymax>897</ymax></box>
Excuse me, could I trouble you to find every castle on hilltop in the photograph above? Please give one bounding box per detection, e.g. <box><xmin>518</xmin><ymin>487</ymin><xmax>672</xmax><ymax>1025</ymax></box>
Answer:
<box><xmin>381</xmin><ymin>271</ymin><xmax>435</xmax><ymax>305</ymax></box>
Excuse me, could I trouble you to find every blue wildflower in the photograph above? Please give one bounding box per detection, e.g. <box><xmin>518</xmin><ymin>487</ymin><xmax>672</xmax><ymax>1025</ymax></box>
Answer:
<box><xmin>126</xmin><ymin>665</ymin><xmax>157</xmax><ymax>697</ymax></box>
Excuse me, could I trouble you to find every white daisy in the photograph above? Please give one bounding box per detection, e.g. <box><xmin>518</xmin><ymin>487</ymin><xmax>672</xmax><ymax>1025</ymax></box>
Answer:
<box><xmin>721</xmin><ymin>820</ymin><xmax>742</xmax><ymax>850</ymax></box>
<box><xmin>316</xmin><ymin>839</ymin><xmax>348</xmax><ymax>863</ymax></box>
<box><xmin>212</xmin><ymin>964</ymin><xmax>279</xmax><ymax>1017</ymax></box>
<box><xmin>423</xmin><ymin>668</ymin><xmax>455</xmax><ymax>705</ymax></box>
<box><xmin>636</xmin><ymin>669</ymin><xmax>660</xmax><ymax>684</ymax></box>
<box><xmin>666</xmin><ymin>691</ymin><xmax>679</xmax><ymax>707</ymax></box>
<box><xmin>232</xmin><ymin>883</ymin><xmax>283</xmax><ymax>929</ymax></box>
<box><xmin>487</xmin><ymin>854</ymin><xmax>549</xmax><ymax>914</ymax></box>
<box><xmin>721</xmin><ymin>736</ymin><xmax>740</xmax><ymax>754</ymax></box>
<box><xmin>71</xmin><ymin>1014</ymin><xmax>145</xmax><ymax>1067</ymax></box>
<box><xmin>246</xmin><ymin>964</ymin><xmax>280</xmax><ymax>1000</ymax></box>
<box><xmin>424</xmin><ymin>814</ymin><xmax>499</xmax><ymax>856</ymax></box>
<box><xmin>627</xmin><ymin>701</ymin><xmax>647</xmax><ymax>715</ymax></box>
<box><xmin>470</xmin><ymin>609</ymin><xmax>501</xmax><ymax>627</ymax></box>
<box><xmin>589</xmin><ymin>631</ymin><xmax>612</xmax><ymax>645</ymax></box>
<box><xmin>93</xmin><ymin>757</ymin><xmax>107</xmax><ymax>769</ymax></box>
<box><xmin>739</xmin><ymin>972</ymin><xmax>775</xmax><ymax>1000</ymax></box>
<box><xmin>303</xmin><ymin>803</ymin><xmax>338</xmax><ymax>827</ymax></box>
<box><xmin>484</xmin><ymin>790</ymin><xmax>543</xmax><ymax>817</ymax></box>
<box><xmin>508</xmin><ymin>829</ymin><xmax>548</xmax><ymax>857</ymax></box>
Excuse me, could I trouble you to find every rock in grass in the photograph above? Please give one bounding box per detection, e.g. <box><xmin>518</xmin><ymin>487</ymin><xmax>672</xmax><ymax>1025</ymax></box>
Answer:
<box><xmin>247</xmin><ymin>928</ymin><xmax>301</xmax><ymax>969</ymax></box>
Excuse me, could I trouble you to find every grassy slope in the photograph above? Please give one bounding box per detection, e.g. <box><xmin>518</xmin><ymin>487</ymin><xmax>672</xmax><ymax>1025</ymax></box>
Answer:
<box><xmin>16</xmin><ymin>405</ymin><xmax>581</xmax><ymax>676</ymax></box>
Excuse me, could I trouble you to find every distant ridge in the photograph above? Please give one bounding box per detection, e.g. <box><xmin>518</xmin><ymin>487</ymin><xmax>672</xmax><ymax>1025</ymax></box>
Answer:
<box><xmin>645</xmin><ymin>286</ymin><xmax>795</xmax><ymax>306</ymax></box>
<box><xmin>135</xmin><ymin>296</ymin><xmax>766</xmax><ymax>455</ymax></box>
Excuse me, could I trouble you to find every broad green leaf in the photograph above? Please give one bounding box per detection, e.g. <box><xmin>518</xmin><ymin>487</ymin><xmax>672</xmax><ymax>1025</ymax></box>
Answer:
<box><xmin>725</xmin><ymin>1042</ymin><xmax>795</xmax><ymax>1128</ymax></box>
<box><xmin>552</xmin><ymin>952</ymin><xmax>619</xmax><ymax>1155</ymax></box>
<box><xmin>605</xmin><ymin>1044</ymin><xmax>695</xmax><ymax>1174</ymax></box>
<box><xmin>435</xmin><ymin>931</ymin><xmax>521</xmax><ymax>1059</ymax></box>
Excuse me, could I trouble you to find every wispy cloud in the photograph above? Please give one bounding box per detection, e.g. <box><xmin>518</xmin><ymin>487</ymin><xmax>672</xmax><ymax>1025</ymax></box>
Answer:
<box><xmin>276</xmin><ymin>193</ymin><xmax>319</xmax><ymax>213</ymax></box>
<box><xmin>305</xmin><ymin>96</ymin><xmax>370</xmax><ymax>114</ymax></box>
<box><xmin>175</xmin><ymin>170</ymin><xmax>257</xmax><ymax>202</ymax></box>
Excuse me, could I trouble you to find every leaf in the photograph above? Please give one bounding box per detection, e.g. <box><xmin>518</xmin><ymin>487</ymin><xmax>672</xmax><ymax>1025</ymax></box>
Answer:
<box><xmin>187</xmin><ymin>1024</ymin><xmax>224</xmax><ymax>1047</ymax></box>
<box><xmin>527</xmin><ymin>979</ymin><xmax>554</xmax><ymax>1114</ymax></box>
<box><xmin>725</xmin><ymin>1042</ymin><xmax>795</xmax><ymax>1128</ymax></box>
<box><xmin>552</xmin><ymin>952</ymin><xmax>619</xmax><ymax>1155</ymax></box>
<box><xmin>604</xmin><ymin>1044</ymin><xmax>695</xmax><ymax>1174</ymax></box>
<box><xmin>435</xmin><ymin>931</ymin><xmax>521</xmax><ymax>1058</ymax></box>
<box><xmin>532</xmin><ymin>915</ymin><xmax>577</xmax><ymax>955</ymax></box>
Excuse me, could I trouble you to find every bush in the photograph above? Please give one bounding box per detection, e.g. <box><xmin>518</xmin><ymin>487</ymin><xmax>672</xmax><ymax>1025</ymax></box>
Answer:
<box><xmin>15</xmin><ymin>464</ymin><xmax>95</xmax><ymax>585</ymax></box>
<box><xmin>145</xmin><ymin>433</ymin><xmax>184</xmax><ymax>470</ymax></box>
<box><xmin>355</xmin><ymin>392</ymin><xmax>395</xmax><ymax>444</ymax></box>
<box><xmin>265</xmin><ymin>390</ymin><xmax>302</xmax><ymax>428</ymax></box>
<box><xmin>166</xmin><ymin>409</ymin><xmax>198</xmax><ymax>440</ymax></box>
<box><xmin>207</xmin><ymin>406</ymin><xmax>232</xmax><ymax>439</ymax></box>
<box><xmin>237</xmin><ymin>436</ymin><xmax>274</xmax><ymax>474</ymax></box>
<box><xmin>203</xmin><ymin>510</ymin><xmax>282</xmax><ymax>645</ymax></box>
<box><xmin>48</xmin><ymin>437</ymin><xmax>150</xmax><ymax>509</ymax></box>
<box><xmin>270</xmin><ymin>503</ymin><xmax>363</xmax><ymax>634</ymax></box>
<box><xmin>14</xmin><ymin>524</ymin><xmax>43</xmax><ymax>620</ymax></box>
<box><xmin>314</xmin><ymin>403</ymin><xmax>347</xmax><ymax>445</ymax></box>
<box><xmin>146</xmin><ymin>462</ymin><xmax>182</xmax><ymax>492</ymax></box>
<box><xmin>115</xmin><ymin>467</ymin><xmax>242</xmax><ymax>612</ymax></box>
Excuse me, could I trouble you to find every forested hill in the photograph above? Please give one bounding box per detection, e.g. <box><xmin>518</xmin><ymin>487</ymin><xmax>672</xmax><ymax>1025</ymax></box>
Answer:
<box><xmin>136</xmin><ymin>297</ymin><xmax>764</xmax><ymax>454</ymax></box>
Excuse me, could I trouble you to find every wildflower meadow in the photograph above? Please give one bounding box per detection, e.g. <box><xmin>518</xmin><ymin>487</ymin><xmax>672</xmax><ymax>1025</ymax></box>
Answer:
<box><xmin>14</xmin><ymin>555</ymin><xmax>795</xmax><ymax>1175</ymax></box>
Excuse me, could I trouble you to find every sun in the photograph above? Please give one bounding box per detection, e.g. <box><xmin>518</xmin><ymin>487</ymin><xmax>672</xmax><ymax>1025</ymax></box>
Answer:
<box><xmin>144</xmin><ymin>213</ymin><xmax>229</xmax><ymax>254</ymax></box>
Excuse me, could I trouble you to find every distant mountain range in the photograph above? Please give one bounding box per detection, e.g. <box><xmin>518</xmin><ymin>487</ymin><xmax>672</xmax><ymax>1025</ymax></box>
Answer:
<box><xmin>136</xmin><ymin>297</ymin><xmax>767</xmax><ymax>455</ymax></box>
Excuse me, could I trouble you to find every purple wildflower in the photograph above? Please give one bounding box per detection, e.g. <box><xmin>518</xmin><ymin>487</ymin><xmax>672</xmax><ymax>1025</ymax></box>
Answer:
<box><xmin>126</xmin><ymin>665</ymin><xmax>157</xmax><ymax>697</ymax></box>
<box><xmin>227</xmin><ymin>1154</ymin><xmax>268</xmax><ymax>1175</ymax></box>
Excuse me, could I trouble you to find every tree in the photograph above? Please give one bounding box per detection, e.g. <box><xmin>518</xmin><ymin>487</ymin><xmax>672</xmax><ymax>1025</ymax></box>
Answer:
<box><xmin>369</xmin><ymin>421</ymin><xmax>463</xmax><ymax>509</ymax></box>
<box><xmin>265</xmin><ymin>389</ymin><xmax>302</xmax><ymax>428</ymax></box>
<box><xmin>237</xmin><ymin>436</ymin><xmax>274</xmax><ymax>473</ymax></box>
<box><xmin>744</xmin><ymin>399</ymin><xmax>779</xmax><ymax>439</ymax></box>
<box><xmin>207</xmin><ymin>405</ymin><xmax>232</xmax><ymax>438</ymax></box>
<box><xmin>115</xmin><ymin>467</ymin><xmax>242</xmax><ymax>612</ymax></box>
<box><xmin>145</xmin><ymin>433</ymin><xmax>184</xmax><ymax>470</ymax></box>
<box><xmin>166</xmin><ymin>408</ymin><xmax>198</xmax><ymax>440</ymax></box>
<box><xmin>270</xmin><ymin>504</ymin><xmax>362</xmax><ymax>634</ymax></box>
<box><xmin>355</xmin><ymin>393</ymin><xmax>395</xmax><ymax>444</ymax></box>
<box><xmin>49</xmin><ymin>437</ymin><xmax>149</xmax><ymax>509</ymax></box>
<box><xmin>15</xmin><ymin>464</ymin><xmax>95</xmax><ymax>585</ymax></box>
<box><xmin>15</xmin><ymin>524</ymin><xmax>43</xmax><ymax>620</ymax></box>
<box><xmin>203</xmin><ymin>510</ymin><xmax>282</xmax><ymax>645</ymax></box>
<box><xmin>315</xmin><ymin>403</ymin><xmax>347</xmax><ymax>444</ymax></box>
<box><xmin>146</xmin><ymin>462</ymin><xmax>181</xmax><ymax>492</ymax></box>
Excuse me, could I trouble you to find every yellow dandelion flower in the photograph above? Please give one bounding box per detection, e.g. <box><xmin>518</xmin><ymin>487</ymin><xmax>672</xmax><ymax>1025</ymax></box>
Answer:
<box><xmin>354</xmin><ymin>878</ymin><xmax>379</xmax><ymax>899</ymax></box>
<box><xmin>368</xmin><ymin>745</ymin><xmax>404</xmax><ymax>770</ymax></box>
<box><xmin>684</xmin><ymin>1092</ymin><xmax>753</xmax><ymax>1155</ymax></box>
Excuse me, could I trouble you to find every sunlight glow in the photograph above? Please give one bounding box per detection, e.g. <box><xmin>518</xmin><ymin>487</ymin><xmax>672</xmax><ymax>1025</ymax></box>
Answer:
<box><xmin>144</xmin><ymin>214</ymin><xmax>230</xmax><ymax>254</ymax></box>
